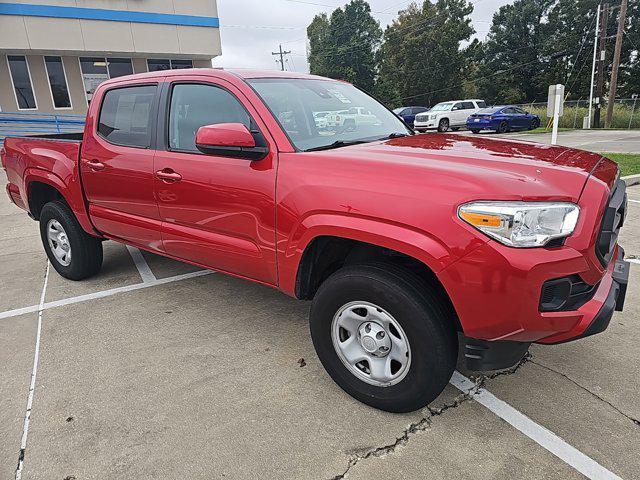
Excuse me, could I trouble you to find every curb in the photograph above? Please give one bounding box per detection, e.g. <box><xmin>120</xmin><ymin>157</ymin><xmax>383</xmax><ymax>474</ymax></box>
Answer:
<box><xmin>622</xmin><ymin>174</ymin><xmax>640</xmax><ymax>187</ymax></box>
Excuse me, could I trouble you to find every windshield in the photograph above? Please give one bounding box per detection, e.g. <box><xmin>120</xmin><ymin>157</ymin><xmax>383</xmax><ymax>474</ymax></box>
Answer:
<box><xmin>430</xmin><ymin>102</ymin><xmax>453</xmax><ymax>112</ymax></box>
<box><xmin>248</xmin><ymin>78</ymin><xmax>411</xmax><ymax>151</ymax></box>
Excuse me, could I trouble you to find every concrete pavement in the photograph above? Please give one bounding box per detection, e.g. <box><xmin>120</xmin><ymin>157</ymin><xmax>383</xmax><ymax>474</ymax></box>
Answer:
<box><xmin>464</xmin><ymin>129</ymin><xmax>640</xmax><ymax>154</ymax></box>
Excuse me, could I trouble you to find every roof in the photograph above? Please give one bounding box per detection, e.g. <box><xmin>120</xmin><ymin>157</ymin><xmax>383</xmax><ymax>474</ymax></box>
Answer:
<box><xmin>100</xmin><ymin>68</ymin><xmax>337</xmax><ymax>87</ymax></box>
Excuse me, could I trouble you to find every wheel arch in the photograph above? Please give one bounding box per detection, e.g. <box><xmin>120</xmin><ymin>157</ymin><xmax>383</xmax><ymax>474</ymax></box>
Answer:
<box><xmin>24</xmin><ymin>169</ymin><xmax>97</xmax><ymax>236</ymax></box>
<box><xmin>26</xmin><ymin>176</ymin><xmax>69</xmax><ymax>220</ymax></box>
<box><xmin>288</xmin><ymin>230</ymin><xmax>461</xmax><ymax>332</ymax></box>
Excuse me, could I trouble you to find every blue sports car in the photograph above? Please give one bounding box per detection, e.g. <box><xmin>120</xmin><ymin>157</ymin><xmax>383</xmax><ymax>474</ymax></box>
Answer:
<box><xmin>466</xmin><ymin>106</ymin><xmax>540</xmax><ymax>134</ymax></box>
<box><xmin>393</xmin><ymin>106</ymin><xmax>429</xmax><ymax>128</ymax></box>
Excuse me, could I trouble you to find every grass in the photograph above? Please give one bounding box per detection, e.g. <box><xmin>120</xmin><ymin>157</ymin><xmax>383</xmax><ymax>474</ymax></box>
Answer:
<box><xmin>602</xmin><ymin>153</ymin><xmax>640</xmax><ymax>177</ymax></box>
<box><xmin>520</xmin><ymin>127</ymin><xmax>575</xmax><ymax>134</ymax></box>
<box><xmin>525</xmin><ymin>104</ymin><xmax>640</xmax><ymax>130</ymax></box>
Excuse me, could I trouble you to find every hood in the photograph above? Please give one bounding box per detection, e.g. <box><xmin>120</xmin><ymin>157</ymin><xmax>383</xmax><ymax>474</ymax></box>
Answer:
<box><xmin>318</xmin><ymin>134</ymin><xmax>605</xmax><ymax>202</ymax></box>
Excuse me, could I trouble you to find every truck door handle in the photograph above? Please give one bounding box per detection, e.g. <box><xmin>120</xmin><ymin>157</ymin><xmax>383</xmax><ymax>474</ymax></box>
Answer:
<box><xmin>86</xmin><ymin>159</ymin><xmax>105</xmax><ymax>171</ymax></box>
<box><xmin>156</xmin><ymin>168</ymin><xmax>182</xmax><ymax>183</ymax></box>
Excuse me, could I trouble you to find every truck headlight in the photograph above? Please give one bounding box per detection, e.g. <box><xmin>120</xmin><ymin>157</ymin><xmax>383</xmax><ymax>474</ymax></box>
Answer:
<box><xmin>458</xmin><ymin>202</ymin><xmax>580</xmax><ymax>247</ymax></box>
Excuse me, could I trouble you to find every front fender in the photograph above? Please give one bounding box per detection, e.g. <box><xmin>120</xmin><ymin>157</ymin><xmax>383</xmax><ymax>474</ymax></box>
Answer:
<box><xmin>278</xmin><ymin>212</ymin><xmax>456</xmax><ymax>297</ymax></box>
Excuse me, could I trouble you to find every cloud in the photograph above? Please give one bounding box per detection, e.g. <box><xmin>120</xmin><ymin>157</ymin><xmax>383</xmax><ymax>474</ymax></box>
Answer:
<box><xmin>213</xmin><ymin>0</ymin><xmax>513</xmax><ymax>72</ymax></box>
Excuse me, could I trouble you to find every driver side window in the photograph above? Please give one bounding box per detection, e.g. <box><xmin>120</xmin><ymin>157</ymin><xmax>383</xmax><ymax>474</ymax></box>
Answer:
<box><xmin>169</xmin><ymin>83</ymin><xmax>251</xmax><ymax>152</ymax></box>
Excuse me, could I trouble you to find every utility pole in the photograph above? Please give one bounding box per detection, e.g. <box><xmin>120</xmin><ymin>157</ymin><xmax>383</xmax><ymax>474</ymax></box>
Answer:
<box><xmin>272</xmin><ymin>44</ymin><xmax>291</xmax><ymax>71</ymax></box>
<box><xmin>594</xmin><ymin>3</ymin><xmax>609</xmax><ymax>128</ymax></box>
<box><xmin>587</xmin><ymin>5</ymin><xmax>601</xmax><ymax>129</ymax></box>
<box><xmin>605</xmin><ymin>0</ymin><xmax>628</xmax><ymax>128</ymax></box>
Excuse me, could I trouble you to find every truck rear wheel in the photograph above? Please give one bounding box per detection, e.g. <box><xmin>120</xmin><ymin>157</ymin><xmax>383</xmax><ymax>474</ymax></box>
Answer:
<box><xmin>310</xmin><ymin>262</ymin><xmax>457</xmax><ymax>412</ymax></box>
<box><xmin>39</xmin><ymin>201</ymin><xmax>103</xmax><ymax>280</ymax></box>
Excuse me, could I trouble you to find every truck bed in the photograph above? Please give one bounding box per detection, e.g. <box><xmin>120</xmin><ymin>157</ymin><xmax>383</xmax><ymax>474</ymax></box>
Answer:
<box><xmin>2</xmin><ymin>135</ymin><xmax>94</xmax><ymax>234</ymax></box>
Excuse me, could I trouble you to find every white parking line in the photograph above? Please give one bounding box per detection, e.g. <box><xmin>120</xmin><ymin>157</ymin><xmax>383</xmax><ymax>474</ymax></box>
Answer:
<box><xmin>628</xmin><ymin>199</ymin><xmax>640</xmax><ymax>204</ymax></box>
<box><xmin>450</xmin><ymin>372</ymin><xmax>623</xmax><ymax>480</ymax></box>
<box><xmin>126</xmin><ymin>245</ymin><xmax>156</xmax><ymax>283</ymax></box>
<box><xmin>628</xmin><ymin>259</ymin><xmax>640</xmax><ymax>265</ymax></box>
<box><xmin>15</xmin><ymin>262</ymin><xmax>50</xmax><ymax>480</ymax></box>
<box><xmin>0</xmin><ymin>270</ymin><xmax>212</xmax><ymax>321</ymax></box>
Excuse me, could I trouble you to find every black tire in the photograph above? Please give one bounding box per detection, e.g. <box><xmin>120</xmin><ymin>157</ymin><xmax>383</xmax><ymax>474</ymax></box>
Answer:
<box><xmin>437</xmin><ymin>118</ymin><xmax>450</xmax><ymax>133</ymax></box>
<box><xmin>529</xmin><ymin>118</ymin><xmax>540</xmax><ymax>130</ymax></box>
<box><xmin>498</xmin><ymin>121</ymin><xmax>509</xmax><ymax>134</ymax></box>
<box><xmin>470</xmin><ymin>129</ymin><xmax>481</xmax><ymax>134</ymax></box>
<box><xmin>310</xmin><ymin>262</ymin><xmax>457</xmax><ymax>413</ymax></box>
<box><xmin>450</xmin><ymin>126</ymin><xmax>461</xmax><ymax>132</ymax></box>
<box><xmin>39</xmin><ymin>201</ymin><xmax>103</xmax><ymax>280</ymax></box>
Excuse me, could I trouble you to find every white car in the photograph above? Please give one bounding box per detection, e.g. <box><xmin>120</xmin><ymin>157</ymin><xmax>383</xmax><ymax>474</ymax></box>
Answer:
<box><xmin>414</xmin><ymin>99</ymin><xmax>486</xmax><ymax>133</ymax></box>
<box><xmin>327</xmin><ymin>107</ymin><xmax>380</xmax><ymax>130</ymax></box>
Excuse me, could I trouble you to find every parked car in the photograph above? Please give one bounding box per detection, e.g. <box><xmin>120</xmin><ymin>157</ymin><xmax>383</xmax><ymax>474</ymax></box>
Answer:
<box><xmin>327</xmin><ymin>106</ymin><xmax>380</xmax><ymax>131</ymax></box>
<box><xmin>467</xmin><ymin>106</ymin><xmax>541</xmax><ymax>134</ymax></box>
<box><xmin>2</xmin><ymin>69</ymin><xmax>629</xmax><ymax>413</ymax></box>
<box><xmin>414</xmin><ymin>99</ymin><xmax>486</xmax><ymax>132</ymax></box>
<box><xmin>313</xmin><ymin>111</ymin><xmax>331</xmax><ymax>129</ymax></box>
<box><xmin>393</xmin><ymin>106</ymin><xmax>429</xmax><ymax>128</ymax></box>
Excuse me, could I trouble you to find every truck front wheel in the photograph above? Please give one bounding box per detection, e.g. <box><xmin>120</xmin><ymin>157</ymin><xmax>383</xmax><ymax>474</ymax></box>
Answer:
<box><xmin>310</xmin><ymin>263</ymin><xmax>457</xmax><ymax>412</ymax></box>
<box><xmin>39</xmin><ymin>201</ymin><xmax>103</xmax><ymax>280</ymax></box>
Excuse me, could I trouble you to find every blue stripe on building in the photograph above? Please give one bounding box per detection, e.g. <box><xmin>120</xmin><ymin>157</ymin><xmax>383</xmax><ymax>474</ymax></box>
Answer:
<box><xmin>0</xmin><ymin>3</ymin><xmax>219</xmax><ymax>27</ymax></box>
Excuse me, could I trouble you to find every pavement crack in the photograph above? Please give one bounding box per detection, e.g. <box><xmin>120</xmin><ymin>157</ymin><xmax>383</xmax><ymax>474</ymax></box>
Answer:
<box><xmin>530</xmin><ymin>359</ymin><xmax>640</xmax><ymax>427</ymax></box>
<box><xmin>484</xmin><ymin>351</ymin><xmax>532</xmax><ymax>380</ymax></box>
<box><xmin>329</xmin><ymin>378</ymin><xmax>484</xmax><ymax>480</ymax></box>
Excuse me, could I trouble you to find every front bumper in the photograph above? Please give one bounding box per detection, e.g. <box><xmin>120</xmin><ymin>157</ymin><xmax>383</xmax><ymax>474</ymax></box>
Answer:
<box><xmin>414</xmin><ymin>120</ymin><xmax>437</xmax><ymax>131</ymax></box>
<box><xmin>462</xmin><ymin>250</ymin><xmax>629</xmax><ymax>371</ymax></box>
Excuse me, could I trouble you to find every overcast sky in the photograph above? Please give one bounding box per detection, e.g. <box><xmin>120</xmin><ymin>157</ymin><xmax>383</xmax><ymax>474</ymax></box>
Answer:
<box><xmin>213</xmin><ymin>0</ymin><xmax>513</xmax><ymax>72</ymax></box>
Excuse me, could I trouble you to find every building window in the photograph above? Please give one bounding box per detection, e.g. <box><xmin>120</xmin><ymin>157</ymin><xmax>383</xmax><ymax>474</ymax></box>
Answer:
<box><xmin>170</xmin><ymin>59</ymin><xmax>193</xmax><ymax>70</ymax></box>
<box><xmin>7</xmin><ymin>55</ymin><xmax>37</xmax><ymax>110</ymax></box>
<box><xmin>44</xmin><ymin>56</ymin><xmax>72</xmax><ymax>109</ymax></box>
<box><xmin>107</xmin><ymin>58</ymin><xmax>134</xmax><ymax>78</ymax></box>
<box><xmin>147</xmin><ymin>59</ymin><xmax>171</xmax><ymax>72</ymax></box>
<box><xmin>98</xmin><ymin>85</ymin><xmax>157</xmax><ymax>148</ymax></box>
<box><xmin>79</xmin><ymin>57</ymin><xmax>109</xmax><ymax>104</ymax></box>
<box><xmin>147</xmin><ymin>59</ymin><xmax>193</xmax><ymax>72</ymax></box>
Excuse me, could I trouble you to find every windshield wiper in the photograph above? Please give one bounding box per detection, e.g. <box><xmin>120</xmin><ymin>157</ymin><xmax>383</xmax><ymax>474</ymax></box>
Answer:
<box><xmin>305</xmin><ymin>140</ymin><xmax>370</xmax><ymax>152</ymax></box>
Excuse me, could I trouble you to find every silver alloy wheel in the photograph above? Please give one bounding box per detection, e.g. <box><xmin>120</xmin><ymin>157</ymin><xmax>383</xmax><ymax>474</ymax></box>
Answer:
<box><xmin>331</xmin><ymin>301</ymin><xmax>411</xmax><ymax>387</ymax></box>
<box><xmin>46</xmin><ymin>219</ymin><xmax>72</xmax><ymax>266</ymax></box>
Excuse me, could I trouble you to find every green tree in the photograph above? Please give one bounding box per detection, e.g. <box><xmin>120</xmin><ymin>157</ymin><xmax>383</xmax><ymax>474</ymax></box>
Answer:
<box><xmin>307</xmin><ymin>0</ymin><xmax>382</xmax><ymax>91</ymax></box>
<box><xmin>474</xmin><ymin>0</ymin><xmax>638</xmax><ymax>105</ymax></box>
<box><xmin>473</xmin><ymin>0</ymin><xmax>552</xmax><ymax>104</ymax></box>
<box><xmin>377</xmin><ymin>0</ymin><xmax>475</xmax><ymax>107</ymax></box>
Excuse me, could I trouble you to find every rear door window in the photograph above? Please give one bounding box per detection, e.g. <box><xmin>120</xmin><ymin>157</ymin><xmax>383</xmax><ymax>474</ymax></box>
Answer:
<box><xmin>461</xmin><ymin>101</ymin><xmax>475</xmax><ymax>110</ymax></box>
<box><xmin>97</xmin><ymin>85</ymin><xmax>157</xmax><ymax>148</ymax></box>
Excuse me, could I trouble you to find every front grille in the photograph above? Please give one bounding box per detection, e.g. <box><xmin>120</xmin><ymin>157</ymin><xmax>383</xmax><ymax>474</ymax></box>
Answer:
<box><xmin>595</xmin><ymin>179</ymin><xmax>627</xmax><ymax>266</ymax></box>
<box><xmin>415</xmin><ymin>114</ymin><xmax>429</xmax><ymax>122</ymax></box>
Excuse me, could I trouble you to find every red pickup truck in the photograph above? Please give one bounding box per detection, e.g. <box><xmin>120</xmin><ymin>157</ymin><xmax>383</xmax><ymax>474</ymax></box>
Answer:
<box><xmin>2</xmin><ymin>69</ymin><xmax>629</xmax><ymax>412</ymax></box>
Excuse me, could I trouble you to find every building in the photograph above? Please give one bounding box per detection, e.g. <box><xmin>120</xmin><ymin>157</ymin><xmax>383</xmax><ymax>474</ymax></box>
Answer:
<box><xmin>0</xmin><ymin>1</ymin><xmax>221</xmax><ymax>115</ymax></box>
